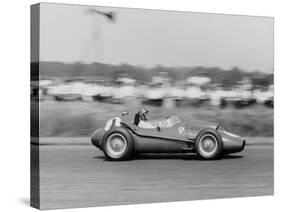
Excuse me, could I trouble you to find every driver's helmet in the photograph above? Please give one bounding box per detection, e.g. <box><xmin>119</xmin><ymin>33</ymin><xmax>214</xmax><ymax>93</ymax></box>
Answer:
<box><xmin>138</xmin><ymin>109</ymin><xmax>149</xmax><ymax>121</ymax></box>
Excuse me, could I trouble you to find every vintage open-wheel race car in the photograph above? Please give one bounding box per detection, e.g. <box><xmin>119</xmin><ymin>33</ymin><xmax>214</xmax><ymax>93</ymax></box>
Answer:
<box><xmin>91</xmin><ymin>110</ymin><xmax>246</xmax><ymax>160</ymax></box>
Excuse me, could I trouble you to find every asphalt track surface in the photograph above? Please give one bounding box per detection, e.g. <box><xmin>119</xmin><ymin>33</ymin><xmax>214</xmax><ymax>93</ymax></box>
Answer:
<box><xmin>38</xmin><ymin>138</ymin><xmax>273</xmax><ymax>209</ymax></box>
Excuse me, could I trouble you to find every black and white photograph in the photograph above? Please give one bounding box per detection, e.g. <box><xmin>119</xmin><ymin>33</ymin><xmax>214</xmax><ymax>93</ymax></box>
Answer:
<box><xmin>30</xmin><ymin>2</ymin><xmax>274</xmax><ymax>210</ymax></box>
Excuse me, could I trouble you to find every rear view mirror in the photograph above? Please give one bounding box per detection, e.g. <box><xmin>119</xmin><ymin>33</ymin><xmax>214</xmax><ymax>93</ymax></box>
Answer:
<box><xmin>121</xmin><ymin>111</ymin><xmax>129</xmax><ymax>116</ymax></box>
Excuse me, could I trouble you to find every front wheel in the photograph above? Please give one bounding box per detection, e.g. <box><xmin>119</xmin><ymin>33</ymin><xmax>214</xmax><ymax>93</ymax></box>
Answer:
<box><xmin>102</xmin><ymin>128</ymin><xmax>134</xmax><ymax>161</ymax></box>
<box><xmin>195</xmin><ymin>129</ymin><xmax>223</xmax><ymax>159</ymax></box>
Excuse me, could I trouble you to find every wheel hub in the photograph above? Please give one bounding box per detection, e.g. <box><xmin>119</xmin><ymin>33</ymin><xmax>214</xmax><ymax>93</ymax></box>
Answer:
<box><xmin>109</xmin><ymin>137</ymin><xmax>125</xmax><ymax>152</ymax></box>
<box><xmin>201</xmin><ymin>137</ymin><xmax>216</xmax><ymax>152</ymax></box>
<box><xmin>106</xmin><ymin>133</ymin><xmax>127</xmax><ymax>157</ymax></box>
<box><xmin>198</xmin><ymin>134</ymin><xmax>218</xmax><ymax>157</ymax></box>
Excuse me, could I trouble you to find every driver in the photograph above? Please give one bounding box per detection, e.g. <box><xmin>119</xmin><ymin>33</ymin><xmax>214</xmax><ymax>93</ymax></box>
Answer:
<box><xmin>137</xmin><ymin>109</ymin><xmax>155</xmax><ymax>129</ymax></box>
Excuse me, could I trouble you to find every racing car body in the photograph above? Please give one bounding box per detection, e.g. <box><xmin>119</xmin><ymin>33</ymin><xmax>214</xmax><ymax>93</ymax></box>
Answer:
<box><xmin>91</xmin><ymin>111</ymin><xmax>245</xmax><ymax>160</ymax></box>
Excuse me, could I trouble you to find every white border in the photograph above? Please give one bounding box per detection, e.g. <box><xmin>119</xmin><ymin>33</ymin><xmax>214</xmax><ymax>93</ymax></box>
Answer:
<box><xmin>0</xmin><ymin>0</ymin><xmax>279</xmax><ymax>212</ymax></box>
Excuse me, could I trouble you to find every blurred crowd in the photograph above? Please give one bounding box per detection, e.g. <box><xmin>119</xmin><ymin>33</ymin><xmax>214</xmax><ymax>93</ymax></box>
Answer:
<box><xmin>31</xmin><ymin>75</ymin><xmax>273</xmax><ymax>109</ymax></box>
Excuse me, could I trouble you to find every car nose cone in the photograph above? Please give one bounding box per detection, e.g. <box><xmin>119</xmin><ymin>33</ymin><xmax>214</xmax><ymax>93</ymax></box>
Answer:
<box><xmin>91</xmin><ymin>129</ymin><xmax>105</xmax><ymax>149</ymax></box>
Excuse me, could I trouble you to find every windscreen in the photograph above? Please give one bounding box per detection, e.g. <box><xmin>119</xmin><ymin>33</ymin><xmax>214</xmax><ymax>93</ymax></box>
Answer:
<box><xmin>168</xmin><ymin>115</ymin><xmax>182</xmax><ymax>126</ymax></box>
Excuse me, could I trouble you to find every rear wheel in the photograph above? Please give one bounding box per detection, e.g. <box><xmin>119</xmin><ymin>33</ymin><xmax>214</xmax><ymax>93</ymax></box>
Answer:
<box><xmin>102</xmin><ymin>128</ymin><xmax>134</xmax><ymax>161</ymax></box>
<box><xmin>195</xmin><ymin>129</ymin><xmax>223</xmax><ymax>159</ymax></box>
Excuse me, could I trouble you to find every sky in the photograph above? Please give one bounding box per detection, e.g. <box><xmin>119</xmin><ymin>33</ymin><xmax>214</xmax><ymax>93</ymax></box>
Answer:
<box><xmin>39</xmin><ymin>3</ymin><xmax>274</xmax><ymax>72</ymax></box>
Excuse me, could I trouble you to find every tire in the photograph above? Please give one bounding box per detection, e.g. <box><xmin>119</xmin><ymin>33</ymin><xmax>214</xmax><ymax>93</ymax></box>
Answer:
<box><xmin>195</xmin><ymin>128</ymin><xmax>223</xmax><ymax>159</ymax></box>
<box><xmin>101</xmin><ymin>127</ymin><xmax>134</xmax><ymax>161</ymax></box>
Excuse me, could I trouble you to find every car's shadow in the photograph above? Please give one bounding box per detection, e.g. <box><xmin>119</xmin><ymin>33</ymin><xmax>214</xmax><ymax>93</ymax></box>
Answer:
<box><xmin>93</xmin><ymin>154</ymin><xmax>243</xmax><ymax>161</ymax></box>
